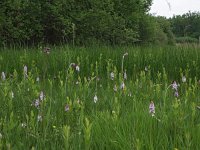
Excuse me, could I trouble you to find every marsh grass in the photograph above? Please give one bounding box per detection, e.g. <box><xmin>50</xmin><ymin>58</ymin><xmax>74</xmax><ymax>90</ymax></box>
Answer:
<box><xmin>0</xmin><ymin>45</ymin><xmax>200</xmax><ymax>149</ymax></box>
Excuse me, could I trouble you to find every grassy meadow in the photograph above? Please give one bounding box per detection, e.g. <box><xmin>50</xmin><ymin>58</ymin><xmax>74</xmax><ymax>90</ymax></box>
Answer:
<box><xmin>0</xmin><ymin>45</ymin><xmax>200</xmax><ymax>149</ymax></box>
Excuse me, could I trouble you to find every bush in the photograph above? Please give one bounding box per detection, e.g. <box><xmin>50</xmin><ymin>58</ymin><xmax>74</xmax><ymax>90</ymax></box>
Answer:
<box><xmin>175</xmin><ymin>36</ymin><xmax>198</xmax><ymax>43</ymax></box>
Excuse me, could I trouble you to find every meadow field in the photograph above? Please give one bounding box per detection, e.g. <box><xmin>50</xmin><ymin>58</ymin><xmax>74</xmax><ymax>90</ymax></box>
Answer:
<box><xmin>0</xmin><ymin>45</ymin><xmax>200</xmax><ymax>149</ymax></box>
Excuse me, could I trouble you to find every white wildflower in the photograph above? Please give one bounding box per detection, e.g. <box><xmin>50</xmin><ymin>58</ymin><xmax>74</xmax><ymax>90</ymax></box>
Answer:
<box><xmin>113</xmin><ymin>84</ymin><xmax>117</xmax><ymax>92</ymax></box>
<box><xmin>70</xmin><ymin>63</ymin><xmax>76</xmax><ymax>67</ymax></box>
<box><xmin>128</xmin><ymin>92</ymin><xmax>132</xmax><ymax>97</ymax></box>
<box><xmin>39</xmin><ymin>91</ymin><xmax>44</xmax><ymax>101</ymax></box>
<box><xmin>182</xmin><ymin>76</ymin><xmax>186</xmax><ymax>83</ymax></box>
<box><xmin>36</xmin><ymin>77</ymin><xmax>40</xmax><ymax>82</ymax></box>
<box><xmin>1</xmin><ymin>72</ymin><xmax>6</xmax><ymax>80</ymax></box>
<box><xmin>145</xmin><ymin>66</ymin><xmax>148</xmax><ymax>71</ymax></box>
<box><xmin>124</xmin><ymin>70</ymin><xmax>127</xmax><ymax>80</ymax></box>
<box><xmin>120</xmin><ymin>82</ymin><xmax>125</xmax><ymax>90</ymax></box>
<box><xmin>123</xmin><ymin>52</ymin><xmax>128</xmax><ymax>58</ymax></box>
<box><xmin>24</xmin><ymin>65</ymin><xmax>28</xmax><ymax>78</ymax></box>
<box><xmin>21</xmin><ymin>123</ymin><xmax>27</xmax><ymax>128</ymax></box>
<box><xmin>110</xmin><ymin>72</ymin><xmax>115</xmax><ymax>80</ymax></box>
<box><xmin>112</xmin><ymin>110</ymin><xmax>116</xmax><ymax>115</ymax></box>
<box><xmin>37</xmin><ymin>115</ymin><xmax>42</xmax><ymax>122</ymax></box>
<box><xmin>44</xmin><ymin>47</ymin><xmax>50</xmax><ymax>54</ymax></box>
<box><xmin>94</xmin><ymin>95</ymin><xmax>98</xmax><ymax>103</ymax></box>
<box><xmin>76</xmin><ymin>65</ymin><xmax>80</xmax><ymax>72</ymax></box>
<box><xmin>11</xmin><ymin>91</ymin><xmax>14</xmax><ymax>99</ymax></box>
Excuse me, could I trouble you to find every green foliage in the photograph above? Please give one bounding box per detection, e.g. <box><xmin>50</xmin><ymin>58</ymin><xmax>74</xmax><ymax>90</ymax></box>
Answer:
<box><xmin>175</xmin><ymin>36</ymin><xmax>199</xmax><ymax>43</ymax></box>
<box><xmin>6</xmin><ymin>1</ymin><xmax>200</xmax><ymax>46</ymax></box>
<box><xmin>155</xmin><ymin>16</ymin><xmax>175</xmax><ymax>45</ymax></box>
<box><xmin>139</xmin><ymin>15</ymin><xmax>175</xmax><ymax>45</ymax></box>
<box><xmin>170</xmin><ymin>11</ymin><xmax>200</xmax><ymax>42</ymax></box>
<box><xmin>0</xmin><ymin>0</ymin><xmax>43</xmax><ymax>45</ymax></box>
<box><xmin>1</xmin><ymin>0</ymin><xmax>177</xmax><ymax>46</ymax></box>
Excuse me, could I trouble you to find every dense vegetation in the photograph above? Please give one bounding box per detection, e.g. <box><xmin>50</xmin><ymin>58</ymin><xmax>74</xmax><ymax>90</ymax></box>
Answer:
<box><xmin>0</xmin><ymin>0</ymin><xmax>149</xmax><ymax>45</ymax></box>
<box><xmin>170</xmin><ymin>11</ymin><xmax>200</xmax><ymax>43</ymax></box>
<box><xmin>0</xmin><ymin>46</ymin><xmax>200</xmax><ymax>149</ymax></box>
<box><xmin>0</xmin><ymin>1</ymin><xmax>200</xmax><ymax>149</ymax></box>
<box><xmin>0</xmin><ymin>0</ymin><xmax>177</xmax><ymax>46</ymax></box>
<box><xmin>1</xmin><ymin>1</ymin><xmax>199</xmax><ymax>46</ymax></box>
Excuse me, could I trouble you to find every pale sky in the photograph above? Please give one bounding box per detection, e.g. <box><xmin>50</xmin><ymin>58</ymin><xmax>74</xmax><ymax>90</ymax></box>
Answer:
<box><xmin>150</xmin><ymin>0</ymin><xmax>200</xmax><ymax>18</ymax></box>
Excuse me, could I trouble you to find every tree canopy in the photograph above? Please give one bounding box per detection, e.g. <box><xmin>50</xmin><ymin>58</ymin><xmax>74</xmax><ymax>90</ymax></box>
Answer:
<box><xmin>1</xmin><ymin>0</ymin><xmax>198</xmax><ymax>46</ymax></box>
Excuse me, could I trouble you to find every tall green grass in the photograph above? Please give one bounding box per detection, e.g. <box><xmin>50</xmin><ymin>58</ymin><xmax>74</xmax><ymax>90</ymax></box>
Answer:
<box><xmin>0</xmin><ymin>45</ymin><xmax>200</xmax><ymax>149</ymax></box>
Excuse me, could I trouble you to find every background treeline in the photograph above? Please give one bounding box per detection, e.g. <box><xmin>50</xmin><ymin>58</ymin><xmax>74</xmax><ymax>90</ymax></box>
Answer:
<box><xmin>170</xmin><ymin>11</ymin><xmax>200</xmax><ymax>44</ymax></box>
<box><xmin>0</xmin><ymin>0</ymin><xmax>199</xmax><ymax>46</ymax></box>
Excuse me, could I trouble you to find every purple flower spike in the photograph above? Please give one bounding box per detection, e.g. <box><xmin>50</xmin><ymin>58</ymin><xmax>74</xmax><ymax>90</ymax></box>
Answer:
<box><xmin>172</xmin><ymin>81</ymin><xmax>178</xmax><ymax>91</ymax></box>
<box><xmin>149</xmin><ymin>101</ymin><xmax>155</xmax><ymax>116</ymax></box>
<box><xmin>174</xmin><ymin>91</ymin><xmax>179</xmax><ymax>97</ymax></box>
<box><xmin>34</xmin><ymin>99</ymin><xmax>40</xmax><ymax>108</ymax></box>
<box><xmin>65</xmin><ymin>104</ymin><xmax>70</xmax><ymax>112</ymax></box>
